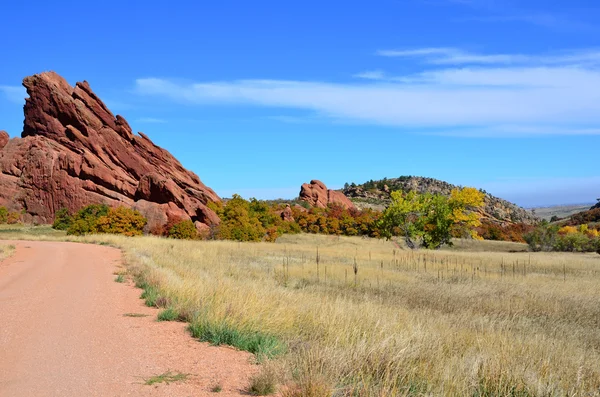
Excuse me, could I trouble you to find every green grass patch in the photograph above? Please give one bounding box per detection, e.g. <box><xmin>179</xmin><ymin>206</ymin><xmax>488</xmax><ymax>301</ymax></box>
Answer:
<box><xmin>114</xmin><ymin>274</ymin><xmax>125</xmax><ymax>283</ymax></box>
<box><xmin>157</xmin><ymin>307</ymin><xmax>179</xmax><ymax>322</ymax></box>
<box><xmin>144</xmin><ymin>371</ymin><xmax>190</xmax><ymax>386</ymax></box>
<box><xmin>0</xmin><ymin>224</ymin><xmax>66</xmax><ymax>237</ymax></box>
<box><xmin>140</xmin><ymin>285</ymin><xmax>160</xmax><ymax>307</ymax></box>
<box><xmin>188</xmin><ymin>319</ymin><xmax>285</xmax><ymax>360</ymax></box>
<box><xmin>211</xmin><ymin>384</ymin><xmax>223</xmax><ymax>393</ymax></box>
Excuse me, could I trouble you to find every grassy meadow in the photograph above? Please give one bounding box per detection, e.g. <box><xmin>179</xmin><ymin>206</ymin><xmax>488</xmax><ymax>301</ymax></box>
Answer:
<box><xmin>1</xmin><ymin>225</ymin><xmax>600</xmax><ymax>396</ymax></box>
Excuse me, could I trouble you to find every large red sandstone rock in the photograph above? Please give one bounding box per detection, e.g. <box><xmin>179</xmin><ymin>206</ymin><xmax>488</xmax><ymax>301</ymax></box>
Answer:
<box><xmin>299</xmin><ymin>180</ymin><xmax>356</xmax><ymax>210</ymax></box>
<box><xmin>0</xmin><ymin>72</ymin><xmax>221</xmax><ymax>230</ymax></box>
<box><xmin>0</xmin><ymin>131</ymin><xmax>8</xmax><ymax>150</ymax></box>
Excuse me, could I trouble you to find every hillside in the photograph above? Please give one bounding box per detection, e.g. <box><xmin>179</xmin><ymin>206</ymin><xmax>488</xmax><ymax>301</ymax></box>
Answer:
<box><xmin>557</xmin><ymin>200</ymin><xmax>600</xmax><ymax>227</ymax></box>
<box><xmin>532</xmin><ymin>203</ymin><xmax>595</xmax><ymax>221</ymax></box>
<box><xmin>342</xmin><ymin>176</ymin><xmax>538</xmax><ymax>225</ymax></box>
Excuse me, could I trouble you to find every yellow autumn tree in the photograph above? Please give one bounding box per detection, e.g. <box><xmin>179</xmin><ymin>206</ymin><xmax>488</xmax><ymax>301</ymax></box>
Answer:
<box><xmin>449</xmin><ymin>187</ymin><xmax>485</xmax><ymax>239</ymax></box>
<box><xmin>379</xmin><ymin>187</ymin><xmax>485</xmax><ymax>249</ymax></box>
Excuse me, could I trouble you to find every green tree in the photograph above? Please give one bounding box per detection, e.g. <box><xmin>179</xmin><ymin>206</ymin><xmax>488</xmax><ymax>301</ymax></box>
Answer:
<box><xmin>66</xmin><ymin>204</ymin><xmax>110</xmax><ymax>235</ymax></box>
<box><xmin>217</xmin><ymin>194</ymin><xmax>265</xmax><ymax>241</ymax></box>
<box><xmin>524</xmin><ymin>221</ymin><xmax>559</xmax><ymax>252</ymax></box>
<box><xmin>378</xmin><ymin>191</ymin><xmax>425</xmax><ymax>249</ymax></box>
<box><xmin>378</xmin><ymin>188</ymin><xmax>484</xmax><ymax>249</ymax></box>
<box><xmin>52</xmin><ymin>208</ymin><xmax>73</xmax><ymax>230</ymax></box>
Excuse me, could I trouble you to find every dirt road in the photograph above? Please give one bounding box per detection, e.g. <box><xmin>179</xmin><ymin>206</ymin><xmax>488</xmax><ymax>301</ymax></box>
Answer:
<box><xmin>0</xmin><ymin>241</ymin><xmax>256</xmax><ymax>396</ymax></box>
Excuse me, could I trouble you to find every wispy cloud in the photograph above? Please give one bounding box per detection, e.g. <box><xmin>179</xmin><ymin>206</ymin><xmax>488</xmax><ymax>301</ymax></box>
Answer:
<box><xmin>135</xmin><ymin>48</ymin><xmax>600</xmax><ymax>137</ymax></box>
<box><xmin>135</xmin><ymin>117</ymin><xmax>167</xmax><ymax>124</ymax></box>
<box><xmin>266</xmin><ymin>115</ymin><xmax>316</xmax><ymax>124</ymax></box>
<box><xmin>0</xmin><ymin>85</ymin><xmax>26</xmax><ymax>104</ymax></box>
<box><xmin>377</xmin><ymin>48</ymin><xmax>528</xmax><ymax>65</ymax></box>
<box><xmin>377</xmin><ymin>47</ymin><xmax>600</xmax><ymax>66</ymax></box>
<box><xmin>442</xmin><ymin>0</ymin><xmax>594</xmax><ymax>32</ymax></box>
<box><xmin>353</xmin><ymin>70</ymin><xmax>386</xmax><ymax>80</ymax></box>
<box><xmin>459</xmin><ymin>13</ymin><xmax>596</xmax><ymax>32</ymax></box>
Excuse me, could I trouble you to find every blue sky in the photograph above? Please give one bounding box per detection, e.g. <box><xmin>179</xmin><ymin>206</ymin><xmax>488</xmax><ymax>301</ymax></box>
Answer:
<box><xmin>1</xmin><ymin>0</ymin><xmax>599</xmax><ymax>207</ymax></box>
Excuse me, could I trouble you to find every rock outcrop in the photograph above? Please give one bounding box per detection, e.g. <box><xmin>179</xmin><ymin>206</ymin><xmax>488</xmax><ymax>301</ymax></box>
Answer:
<box><xmin>299</xmin><ymin>180</ymin><xmax>356</xmax><ymax>210</ymax></box>
<box><xmin>0</xmin><ymin>131</ymin><xmax>8</xmax><ymax>150</ymax></box>
<box><xmin>0</xmin><ymin>72</ymin><xmax>220</xmax><ymax>231</ymax></box>
<box><xmin>280</xmin><ymin>204</ymin><xmax>294</xmax><ymax>222</ymax></box>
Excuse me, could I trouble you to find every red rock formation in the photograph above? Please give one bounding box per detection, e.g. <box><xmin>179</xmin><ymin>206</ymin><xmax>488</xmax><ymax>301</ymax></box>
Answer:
<box><xmin>0</xmin><ymin>72</ymin><xmax>220</xmax><ymax>231</ymax></box>
<box><xmin>0</xmin><ymin>131</ymin><xmax>8</xmax><ymax>150</ymax></box>
<box><xmin>299</xmin><ymin>180</ymin><xmax>356</xmax><ymax>210</ymax></box>
<box><xmin>280</xmin><ymin>204</ymin><xmax>294</xmax><ymax>222</ymax></box>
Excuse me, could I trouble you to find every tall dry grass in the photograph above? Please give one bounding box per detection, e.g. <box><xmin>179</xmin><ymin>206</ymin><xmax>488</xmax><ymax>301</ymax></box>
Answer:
<box><xmin>0</xmin><ymin>243</ymin><xmax>15</xmax><ymax>261</ymax></box>
<box><xmin>3</xmin><ymin>227</ymin><xmax>600</xmax><ymax>396</ymax></box>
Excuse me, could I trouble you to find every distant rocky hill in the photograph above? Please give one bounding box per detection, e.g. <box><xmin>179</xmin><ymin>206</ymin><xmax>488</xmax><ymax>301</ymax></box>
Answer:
<box><xmin>532</xmin><ymin>203</ymin><xmax>595</xmax><ymax>222</ymax></box>
<box><xmin>0</xmin><ymin>72</ymin><xmax>220</xmax><ymax>233</ymax></box>
<box><xmin>341</xmin><ymin>176</ymin><xmax>538</xmax><ymax>225</ymax></box>
<box><xmin>558</xmin><ymin>200</ymin><xmax>600</xmax><ymax>226</ymax></box>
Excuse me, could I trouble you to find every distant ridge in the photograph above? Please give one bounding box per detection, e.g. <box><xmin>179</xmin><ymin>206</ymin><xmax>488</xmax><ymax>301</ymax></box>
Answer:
<box><xmin>341</xmin><ymin>176</ymin><xmax>538</xmax><ymax>225</ymax></box>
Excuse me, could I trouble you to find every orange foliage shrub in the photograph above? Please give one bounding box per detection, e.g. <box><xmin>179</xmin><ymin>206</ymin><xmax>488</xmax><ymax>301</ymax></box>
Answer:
<box><xmin>476</xmin><ymin>220</ymin><xmax>534</xmax><ymax>243</ymax></box>
<box><xmin>96</xmin><ymin>207</ymin><xmax>147</xmax><ymax>236</ymax></box>
<box><xmin>291</xmin><ymin>203</ymin><xmax>381</xmax><ymax>237</ymax></box>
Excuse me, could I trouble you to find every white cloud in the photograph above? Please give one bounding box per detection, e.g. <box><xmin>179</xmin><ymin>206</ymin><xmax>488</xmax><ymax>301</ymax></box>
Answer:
<box><xmin>135</xmin><ymin>74</ymin><xmax>600</xmax><ymax>135</ymax></box>
<box><xmin>377</xmin><ymin>47</ymin><xmax>600</xmax><ymax>66</ymax></box>
<box><xmin>0</xmin><ymin>85</ymin><xmax>26</xmax><ymax>104</ymax></box>
<box><xmin>135</xmin><ymin>117</ymin><xmax>167</xmax><ymax>124</ymax></box>
<box><xmin>353</xmin><ymin>70</ymin><xmax>386</xmax><ymax>80</ymax></box>
<box><xmin>134</xmin><ymin>47</ymin><xmax>600</xmax><ymax>137</ymax></box>
<box><xmin>266</xmin><ymin>115</ymin><xmax>316</xmax><ymax>124</ymax></box>
<box><xmin>377</xmin><ymin>48</ymin><xmax>529</xmax><ymax>64</ymax></box>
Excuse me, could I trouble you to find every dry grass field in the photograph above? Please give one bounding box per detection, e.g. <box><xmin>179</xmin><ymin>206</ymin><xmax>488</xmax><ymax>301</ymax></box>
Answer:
<box><xmin>2</xmin><ymin>226</ymin><xmax>600</xmax><ymax>396</ymax></box>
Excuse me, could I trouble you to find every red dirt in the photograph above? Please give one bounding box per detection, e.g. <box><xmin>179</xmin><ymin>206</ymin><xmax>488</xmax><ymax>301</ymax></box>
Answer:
<box><xmin>0</xmin><ymin>241</ymin><xmax>257</xmax><ymax>396</ymax></box>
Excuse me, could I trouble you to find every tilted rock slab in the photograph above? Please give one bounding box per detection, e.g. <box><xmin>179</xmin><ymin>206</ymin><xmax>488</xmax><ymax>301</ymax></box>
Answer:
<box><xmin>0</xmin><ymin>72</ymin><xmax>220</xmax><ymax>232</ymax></box>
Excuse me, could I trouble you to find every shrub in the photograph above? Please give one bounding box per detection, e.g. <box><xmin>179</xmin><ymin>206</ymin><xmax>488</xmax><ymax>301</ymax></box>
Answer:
<box><xmin>66</xmin><ymin>204</ymin><xmax>146</xmax><ymax>236</ymax></box>
<box><xmin>249</xmin><ymin>365</ymin><xmax>278</xmax><ymax>395</ymax></box>
<box><xmin>95</xmin><ymin>207</ymin><xmax>147</xmax><ymax>236</ymax></box>
<box><xmin>6</xmin><ymin>211</ymin><xmax>20</xmax><ymax>224</ymax></box>
<box><xmin>525</xmin><ymin>221</ymin><xmax>600</xmax><ymax>252</ymax></box>
<box><xmin>476</xmin><ymin>220</ymin><xmax>534</xmax><ymax>243</ymax></box>
<box><xmin>168</xmin><ymin>220</ymin><xmax>198</xmax><ymax>240</ymax></box>
<box><xmin>52</xmin><ymin>208</ymin><xmax>72</xmax><ymax>230</ymax></box>
<box><xmin>217</xmin><ymin>195</ymin><xmax>266</xmax><ymax>242</ymax></box>
<box><xmin>68</xmin><ymin>219</ymin><xmax>94</xmax><ymax>236</ymax></box>
<box><xmin>0</xmin><ymin>206</ymin><xmax>7</xmax><ymax>223</ymax></box>
<box><xmin>524</xmin><ymin>222</ymin><xmax>559</xmax><ymax>252</ymax></box>
<box><xmin>66</xmin><ymin>204</ymin><xmax>109</xmax><ymax>235</ymax></box>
